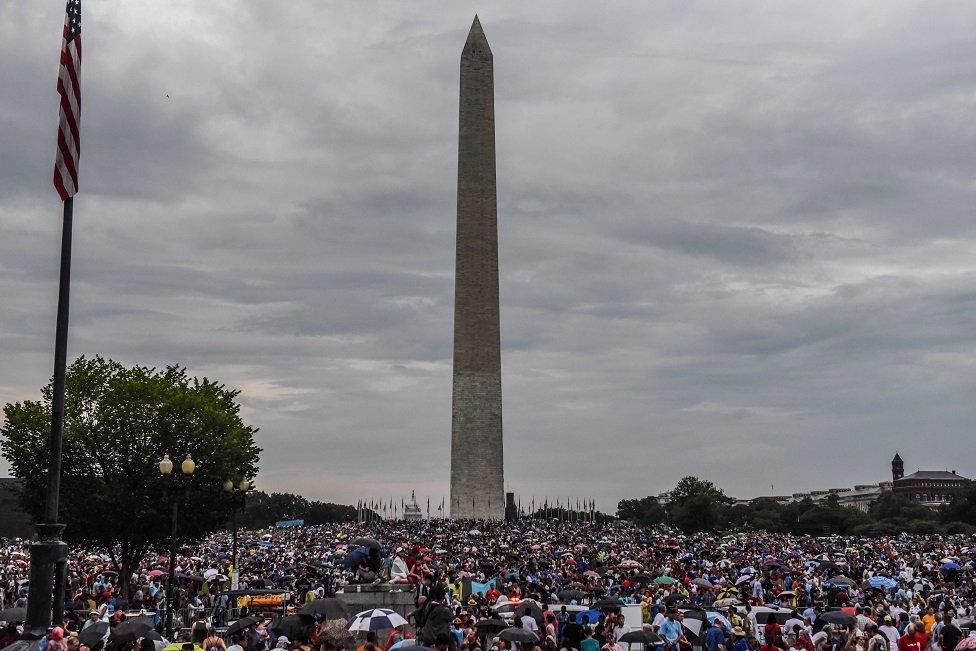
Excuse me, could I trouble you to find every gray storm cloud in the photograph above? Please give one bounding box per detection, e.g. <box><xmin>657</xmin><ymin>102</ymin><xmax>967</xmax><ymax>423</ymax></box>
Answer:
<box><xmin>2</xmin><ymin>1</ymin><xmax>976</xmax><ymax>508</ymax></box>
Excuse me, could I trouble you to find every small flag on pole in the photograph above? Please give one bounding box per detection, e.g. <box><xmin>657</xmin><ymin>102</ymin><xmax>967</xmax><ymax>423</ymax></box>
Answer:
<box><xmin>54</xmin><ymin>0</ymin><xmax>82</xmax><ymax>200</ymax></box>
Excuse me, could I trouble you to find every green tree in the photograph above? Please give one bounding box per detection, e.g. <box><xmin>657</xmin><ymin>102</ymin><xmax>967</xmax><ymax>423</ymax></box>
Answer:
<box><xmin>871</xmin><ymin>491</ymin><xmax>939</xmax><ymax>525</ymax></box>
<box><xmin>666</xmin><ymin>476</ymin><xmax>731</xmax><ymax>533</ymax></box>
<box><xmin>1</xmin><ymin>356</ymin><xmax>261</xmax><ymax>599</ymax></box>
<box><xmin>795</xmin><ymin>494</ymin><xmax>869</xmax><ymax>534</ymax></box>
<box><xmin>941</xmin><ymin>482</ymin><xmax>976</xmax><ymax>525</ymax></box>
<box><xmin>240</xmin><ymin>492</ymin><xmax>357</xmax><ymax>528</ymax></box>
<box><xmin>617</xmin><ymin>496</ymin><xmax>666</xmax><ymax>527</ymax></box>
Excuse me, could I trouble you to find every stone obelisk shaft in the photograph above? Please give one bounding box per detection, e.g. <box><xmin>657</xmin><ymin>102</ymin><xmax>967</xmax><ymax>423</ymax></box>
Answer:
<box><xmin>450</xmin><ymin>16</ymin><xmax>504</xmax><ymax>520</ymax></box>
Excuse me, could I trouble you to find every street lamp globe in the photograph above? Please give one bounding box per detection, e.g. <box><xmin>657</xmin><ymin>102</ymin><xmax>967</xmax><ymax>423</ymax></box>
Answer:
<box><xmin>159</xmin><ymin>454</ymin><xmax>173</xmax><ymax>475</ymax></box>
<box><xmin>223</xmin><ymin>480</ymin><xmax>234</xmax><ymax>493</ymax></box>
<box><xmin>181</xmin><ymin>455</ymin><xmax>196</xmax><ymax>475</ymax></box>
<box><xmin>239</xmin><ymin>479</ymin><xmax>250</xmax><ymax>491</ymax></box>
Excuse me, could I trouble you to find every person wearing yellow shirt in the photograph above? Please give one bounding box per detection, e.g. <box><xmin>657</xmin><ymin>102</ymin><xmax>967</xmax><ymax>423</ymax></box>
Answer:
<box><xmin>921</xmin><ymin>608</ymin><xmax>936</xmax><ymax>635</ymax></box>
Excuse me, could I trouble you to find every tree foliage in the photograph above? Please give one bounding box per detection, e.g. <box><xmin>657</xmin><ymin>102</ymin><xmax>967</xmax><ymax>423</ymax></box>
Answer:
<box><xmin>1</xmin><ymin>356</ymin><xmax>261</xmax><ymax>597</ymax></box>
<box><xmin>666</xmin><ymin>476</ymin><xmax>732</xmax><ymax>533</ymax></box>
<box><xmin>616</xmin><ymin>496</ymin><xmax>666</xmax><ymax>527</ymax></box>
<box><xmin>240</xmin><ymin>491</ymin><xmax>357</xmax><ymax>529</ymax></box>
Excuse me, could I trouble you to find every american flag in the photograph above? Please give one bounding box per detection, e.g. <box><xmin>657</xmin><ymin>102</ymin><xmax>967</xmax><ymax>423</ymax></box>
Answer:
<box><xmin>53</xmin><ymin>0</ymin><xmax>82</xmax><ymax>201</ymax></box>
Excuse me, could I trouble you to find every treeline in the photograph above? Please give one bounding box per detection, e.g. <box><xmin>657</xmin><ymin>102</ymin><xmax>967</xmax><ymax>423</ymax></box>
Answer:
<box><xmin>240</xmin><ymin>491</ymin><xmax>358</xmax><ymax>529</ymax></box>
<box><xmin>617</xmin><ymin>476</ymin><xmax>976</xmax><ymax>535</ymax></box>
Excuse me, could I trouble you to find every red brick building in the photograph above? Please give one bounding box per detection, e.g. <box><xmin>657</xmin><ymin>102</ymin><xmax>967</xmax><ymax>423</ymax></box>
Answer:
<box><xmin>891</xmin><ymin>453</ymin><xmax>969</xmax><ymax>508</ymax></box>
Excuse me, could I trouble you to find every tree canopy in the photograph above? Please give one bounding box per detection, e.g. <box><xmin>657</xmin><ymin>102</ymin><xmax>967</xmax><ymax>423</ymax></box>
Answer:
<box><xmin>1</xmin><ymin>356</ymin><xmax>261</xmax><ymax>596</ymax></box>
<box><xmin>618</xmin><ymin>475</ymin><xmax>976</xmax><ymax>534</ymax></box>
<box><xmin>240</xmin><ymin>491</ymin><xmax>357</xmax><ymax>529</ymax></box>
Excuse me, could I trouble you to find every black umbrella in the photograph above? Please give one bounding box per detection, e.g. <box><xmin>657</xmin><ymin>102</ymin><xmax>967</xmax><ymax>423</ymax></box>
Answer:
<box><xmin>818</xmin><ymin>611</ymin><xmax>857</xmax><ymax>628</ymax></box>
<box><xmin>351</xmin><ymin>538</ymin><xmax>381</xmax><ymax>550</ymax></box>
<box><xmin>0</xmin><ymin>608</ymin><xmax>26</xmax><ymax>622</ymax></box>
<box><xmin>271</xmin><ymin>615</ymin><xmax>314</xmax><ymax>642</ymax></box>
<box><xmin>679</xmin><ymin>609</ymin><xmax>708</xmax><ymax>639</ymax></box>
<box><xmin>593</xmin><ymin>597</ymin><xmax>623</xmax><ymax>611</ymax></box>
<box><xmin>514</xmin><ymin>601</ymin><xmax>545</xmax><ymax>626</ymax></box>
<box><xmin>499</xmin><ymin>628</ymin><xmax>539</xmax><ymax>644</ymax></box>
<box><xmin>475</xmin><ymin>619</ymin><xmax>508</xmax><ymax>633</ymax></box>
<box><xmin>0</xmin><ymin>641</ymin><xmax>40</xmax><ymax>651</ymax></box>
<box><xmin>818</xmin><ymin>562</ymin><xmax>843</xmax><ymax>575</ymax></box>
<box><xmin>109</xmin><ymin>618</ymin><xmax>156</xmax><ymax>645</ymax></box>
<box><xmin>79</xmin><ymin>621</ymin><xmax>111</xmax><ymax>647</ymax></box>
<box><xmin>619</xmin><ymin>631</ymin><xmax>663</xmax><ymax>646</ymax></box>
<box><xmin>298</xmin><ymin>598</ymin><xmax>350</xmax><ymax>620</ymax></box>
<box><xmin>225</xmin><ymin>616</ymin><xmax>262</xmax><ymax>637</ymax></box>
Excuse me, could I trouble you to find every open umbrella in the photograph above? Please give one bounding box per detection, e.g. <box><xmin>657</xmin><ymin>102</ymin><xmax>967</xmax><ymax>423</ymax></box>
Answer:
<box><xmin>79</xmin><ymin>621</ymin><xmax>111</xmax><ymax>647</ymax></box>
<box><xmin>0</xmin><ymin>608</ymin><xmax>26</xmax><ymax>622</ymax></box>
<box><xmin>954</xmin><ymin>638</ymin><xmax>976</xmax><ymax>651</ymax></box>
<box><xmin>692</xmin><ymin>578</ymin><xmax>713</xmax><ymax>589</ymax></box>
<box><xmin>298</xmin><ymin>598</ymin><xmax>350</xmax><ymax>620</ymax></box>
<box><xmin>351</xmin><ymin>538</ymin><xmax>381</xmax><ymax>550</ymax></box>
<box><xmin>499</xmin><ymin>628</ymin><xmax>538</xmax><ymax>644</ymax></box>
<box><xmin>475</xmin><ymin>619</ymin><xmax>508</xmax><ymax>633</ymax></box>
<box><xmin>654</xmin><ymin>576</ymin><xmax>678</xmax><ymax>585</ymax></box>
<box><xmin>515</xmin><ymin>601</ymin><xmax>545</xmax><ymax>626</ymax></box>
<box><xmin>225</xmin><ymin>616</ymin><xmax>261</xmax><ymax>637</ymax></box>
<box><xmin>868</xmin><ymin>576</ymin><xmax>897</xmax><ymax>590</ymax></box>
<box><xmin>575</xmin><ymin>610</ymin><xmax>602</xmax><ymax>624</ymax></box>
<box><xmin>110</xmin><ymin>618</ymin><xmax>157</xmax><ymax>646</ymax></box>
<box><xmin>347</xmin><ymin>609</ymin><xmax>408</xmax><ymax>632</ymax></box>
<box><xmin>0</xmin><ymin>642</ymin><xmax>40</xmax><ymax>651</ymax></box>
<box><xmin>618</xmin><ymin>631</ymin><xmax>663</xmax><ymax>646</ymax></box>
<box><xmin>818</xmin><ymin>612</ymin><xmax>856</xmax><ymax>628</ymax></box>
<box><xmin>707</xmin><ymin>613</ymin><xmax>732</xmax><ymax>629</ymax></box>
<box><xmin>942</xmin><ymin>562</ymin><xmax>963</xmax><ymax>573</ymax></box>
<box><xmin>593</xmin><ymin>597</ymin><xmax>623</xmax><ymax>611</ymax></box>
<box><xmin>272</xmin><ymin>615</ymin><xmax>314</xmax><ymax>642</ymax></box>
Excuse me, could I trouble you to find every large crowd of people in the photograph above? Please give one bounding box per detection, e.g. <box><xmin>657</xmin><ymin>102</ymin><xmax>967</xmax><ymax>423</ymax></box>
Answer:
<box><xmin>1</xmin><ymin>520</ymin><xmax>975</xmax><ymax>651</ymax></box>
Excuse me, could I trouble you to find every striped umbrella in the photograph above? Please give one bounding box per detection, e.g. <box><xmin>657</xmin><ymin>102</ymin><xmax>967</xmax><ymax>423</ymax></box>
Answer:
<box><xmin>347</xmin><ymin>609</ymin><xmax>408</xmax><ymax>631</ymax></box>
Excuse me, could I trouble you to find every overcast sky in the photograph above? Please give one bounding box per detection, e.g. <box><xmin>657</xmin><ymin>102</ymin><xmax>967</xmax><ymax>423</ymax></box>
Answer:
<box><xmin>3</xmin><ymin>1</ymin><xmax>976</xmax><ymax>511</ymax></box>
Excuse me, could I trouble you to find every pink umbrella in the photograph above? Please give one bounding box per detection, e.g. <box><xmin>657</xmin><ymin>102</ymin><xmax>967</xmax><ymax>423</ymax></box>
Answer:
<box><xmin>148</xmin><ymin>569</ymin><xmax>164</xmax><ymax>578</ymax></box>
<box><xmin>955</xmin><ymin>638</ymin><xmax>976</xmax><ymax>651</ymax></box>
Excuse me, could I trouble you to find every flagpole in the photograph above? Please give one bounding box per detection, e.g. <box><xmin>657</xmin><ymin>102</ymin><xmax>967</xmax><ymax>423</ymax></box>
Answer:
<box><xmin>26</xmin><ymin>197</ymin><xmax>72</xmax><ymax>635</ymax></box>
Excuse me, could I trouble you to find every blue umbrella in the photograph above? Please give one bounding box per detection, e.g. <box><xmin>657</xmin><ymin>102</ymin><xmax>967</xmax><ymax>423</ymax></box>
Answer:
<box><xmin>941</xmin><ymin>562</ymin><xmax>962</xmax><ymax>572</ymax></box>
<box><xmin>868</xmin><ymin>576</ymin><xmax>897</xmax><ymax>589</ymax></box>
<box><xmin>706</xmin><ymin>612</ymin><xmax>732</xmax><ymax>629</ymax></box>
<box><xmin>576</xmin><ymin>610</ymin><xmax>602</xmax><ymax>624</ymax></box>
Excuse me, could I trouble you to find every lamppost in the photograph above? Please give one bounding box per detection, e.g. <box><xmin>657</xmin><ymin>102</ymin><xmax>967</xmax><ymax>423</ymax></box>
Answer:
<box><xmin>222</xmin><ymin>478</ymin><xmax>249</xmax><ymax>580</ymax></box>
<box><xmin>159</xmin><ymin>453</ymin><xmax>195</xmax><ymax>639</ymax></box>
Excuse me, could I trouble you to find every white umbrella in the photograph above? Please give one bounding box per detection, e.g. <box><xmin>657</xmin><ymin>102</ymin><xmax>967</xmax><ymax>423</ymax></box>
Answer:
<box><xmin>348</xmin><ymin>609</ymin><xmax>408</xmax><ymax>631</ymax></box>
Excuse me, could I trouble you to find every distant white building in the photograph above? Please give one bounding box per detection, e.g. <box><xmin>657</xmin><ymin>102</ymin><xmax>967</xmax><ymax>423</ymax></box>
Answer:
<box><xmin>403</xmin><ymin>491</ymin><xmax>423</xmax><ymax>521</ymax></box>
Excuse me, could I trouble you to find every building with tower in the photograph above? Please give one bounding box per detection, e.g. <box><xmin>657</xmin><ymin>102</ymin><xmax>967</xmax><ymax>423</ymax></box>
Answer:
<box><xmin>403</xmin><ymin>491</ymin><xmax>422</xmax><ymax>521</ymax></box>
<box><xmin>891</xmin><ymin>452</ymin><xmax>969</xmax><ymax>508</ymax></box>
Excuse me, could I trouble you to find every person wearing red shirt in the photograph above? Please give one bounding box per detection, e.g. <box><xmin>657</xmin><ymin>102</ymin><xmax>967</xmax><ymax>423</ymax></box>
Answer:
<box><xmin>897</xmin><ymin>625</ymin><xmax>926</xmax><ymax>651</ymax></box>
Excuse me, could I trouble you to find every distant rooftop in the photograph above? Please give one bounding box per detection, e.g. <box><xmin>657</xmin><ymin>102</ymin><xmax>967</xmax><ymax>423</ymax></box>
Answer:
<box><xmin>900</xmin><ymin>470</ymin><xmax>969</xmax><ymax>481</ymax></box>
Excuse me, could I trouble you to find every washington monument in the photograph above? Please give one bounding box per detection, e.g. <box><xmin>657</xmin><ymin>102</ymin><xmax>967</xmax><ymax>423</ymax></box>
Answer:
<box><xmin>449</xmin><ymin>16</ymin><xmax>505</xmax><ymax>520</ymax></box>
